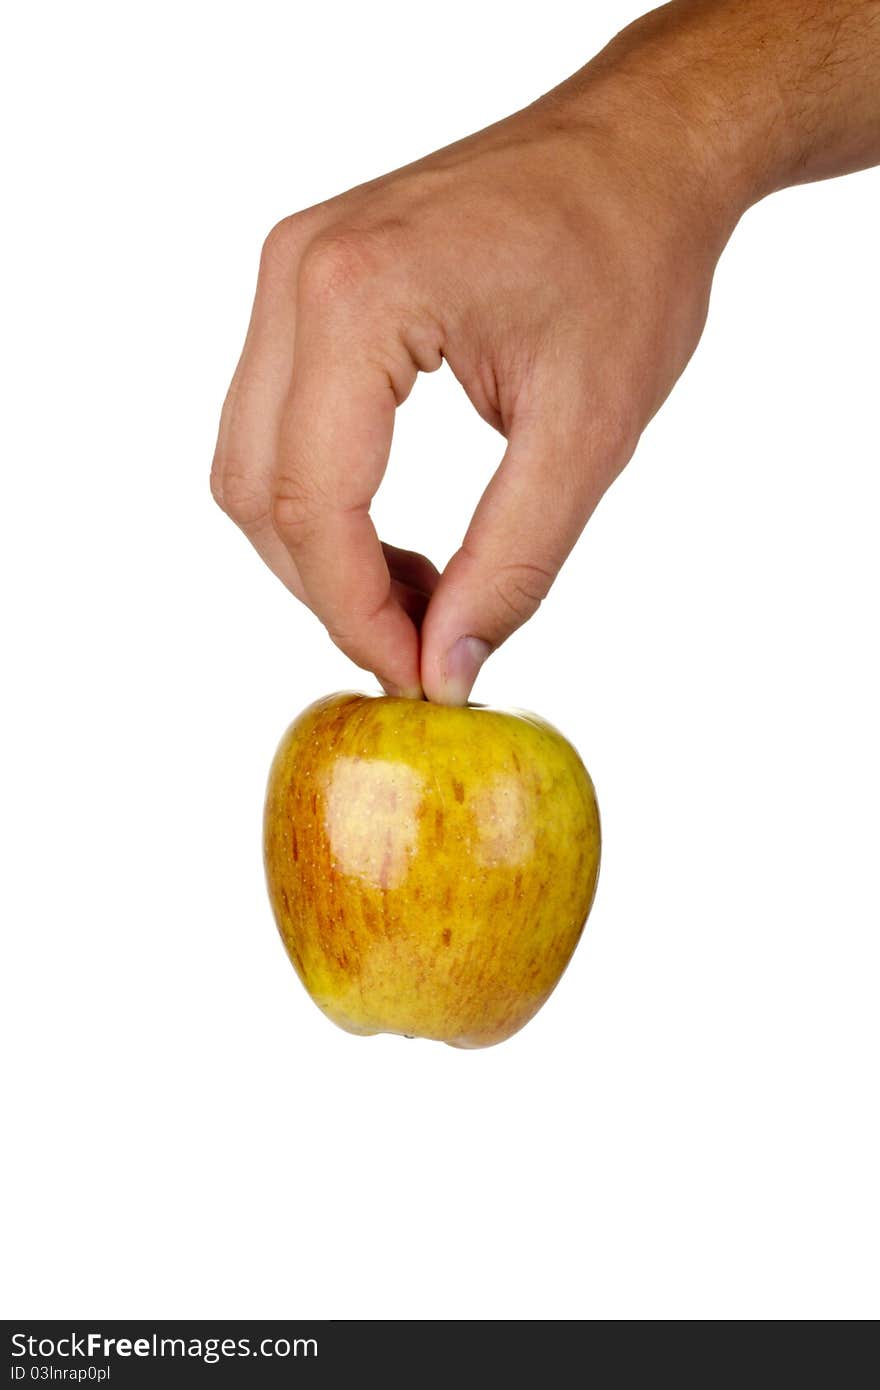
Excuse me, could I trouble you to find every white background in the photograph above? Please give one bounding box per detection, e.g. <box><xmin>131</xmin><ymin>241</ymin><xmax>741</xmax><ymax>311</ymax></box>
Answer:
<box><xmin>2</xmin><ymin>0</ymin><xmax>878</xmax><ymax>1321</ymax></box>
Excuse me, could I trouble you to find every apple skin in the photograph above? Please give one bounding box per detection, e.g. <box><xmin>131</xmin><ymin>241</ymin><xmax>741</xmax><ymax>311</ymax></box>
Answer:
<box><xmin>263</xmin><ymin>693</ymin><xmax>600</xmax><ymax>1048</ymax></box>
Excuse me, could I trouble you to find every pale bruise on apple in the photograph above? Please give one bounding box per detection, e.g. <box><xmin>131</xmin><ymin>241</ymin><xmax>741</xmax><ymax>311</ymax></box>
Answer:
<box><xmin>263</xmin><ymin>693</ymin><xmax>601</xmax><ymax>1048</ymax></box>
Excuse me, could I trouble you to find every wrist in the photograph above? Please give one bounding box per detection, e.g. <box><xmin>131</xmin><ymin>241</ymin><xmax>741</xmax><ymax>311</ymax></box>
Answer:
<box><xmin>570</xmin><ymin>5</ymin><xmax>789</xmax><ymax>226</ymax></box>
<box><xmin>569</xmin><ymin>0</ymin><xmax>880</xmax><ymax>217</ymax></box>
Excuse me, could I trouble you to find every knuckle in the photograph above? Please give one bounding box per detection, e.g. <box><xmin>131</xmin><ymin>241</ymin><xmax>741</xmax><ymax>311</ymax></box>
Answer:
<box><xmin>211</xmin><ymin>461</ymin><xmax>271</xmax><ymax>529</ymax></box>
<box><xmin>325</xmin><ymin>625</ymin><xmax>355</xmax><ymax>655</ymax></box>
<box><xmin>271</xmin><ymin>479</ymin><xmax>324</xmax><ymax>546</ymax></box>
<box><xmin>492</xmin><ymin>562</ymin><xmax>554</xmax><ymax>626</ymax></box>
<box><xmin>323</xmin><ymin>619</ymin><xmax>375</xmax><ymax>669</ymax></box>
<box><xmin>209</xmin><ymin>461</ymin><xmax>225</xmax><ymax>509</ymax></box>
<box><xmin>260</xmin><ymin>213</ymin><xmax>311</xmax><ymax>274</ymax></box>
<box><xmin>297</xmin><ymin>229</ymin><xmax>378</xmax><ymax>306</ymax></box>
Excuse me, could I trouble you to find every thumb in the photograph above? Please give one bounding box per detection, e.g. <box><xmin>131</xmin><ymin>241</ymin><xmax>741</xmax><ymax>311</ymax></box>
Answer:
<box><xmin>420</xmin><ymin>404</ymin><xmax>630</xmax><ymax>704</ymax></box>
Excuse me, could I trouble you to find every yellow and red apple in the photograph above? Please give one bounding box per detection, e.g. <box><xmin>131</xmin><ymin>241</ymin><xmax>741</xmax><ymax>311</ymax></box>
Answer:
<box><xmin>264</xmin><ymin>693</ymin><xmax>600</xmax><ymax>1048</ymax></box>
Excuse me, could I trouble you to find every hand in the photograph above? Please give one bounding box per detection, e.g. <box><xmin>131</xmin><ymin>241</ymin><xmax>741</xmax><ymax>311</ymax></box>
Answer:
<box><xmin>212</xmin><ymin>99</ymin><xmax>727</xmax><ymax>702</ymax></box>
<box><xmin>211</xmin><ymin>0</ymin><xmax>880</xmax><ymax>703</ymax></box>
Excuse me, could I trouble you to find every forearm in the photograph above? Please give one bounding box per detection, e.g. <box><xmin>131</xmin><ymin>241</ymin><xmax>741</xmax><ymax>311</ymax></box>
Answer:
<box><xmin>548</xmin><ymin>0</ymin><xmax>880</xmax><ymax>226</ymax></box>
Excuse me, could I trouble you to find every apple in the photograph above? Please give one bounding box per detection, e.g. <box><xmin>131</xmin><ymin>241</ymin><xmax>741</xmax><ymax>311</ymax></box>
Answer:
<box><xmin>263</xmin><ymin>693</ymin><xmax>600</xmax><ymax>1048</ymax></box>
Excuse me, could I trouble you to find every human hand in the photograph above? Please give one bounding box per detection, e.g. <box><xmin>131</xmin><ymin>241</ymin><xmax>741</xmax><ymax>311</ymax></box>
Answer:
<box><xmin>211</xmin><ymin>0</ymin><xmax>880</xmax><ymax>702</ymax></box>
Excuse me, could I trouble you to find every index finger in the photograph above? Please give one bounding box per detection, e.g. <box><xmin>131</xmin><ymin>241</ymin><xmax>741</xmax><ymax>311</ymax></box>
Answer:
<box><xmin>272</xmin><ymin>250</ymin><xmax>422</xmax><ymax>696</ymax></box>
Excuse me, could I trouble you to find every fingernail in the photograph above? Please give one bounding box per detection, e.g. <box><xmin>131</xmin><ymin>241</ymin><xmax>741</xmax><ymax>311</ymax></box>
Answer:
<box><xmin>441</xmin><ymin>636</ymin><xmax>491</xmax><ymax>705</ymax></box>
<box><xmin>379</xmin><ymin>679</ymin><xmax>423</xmax><ymax>700</ymax></box>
